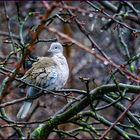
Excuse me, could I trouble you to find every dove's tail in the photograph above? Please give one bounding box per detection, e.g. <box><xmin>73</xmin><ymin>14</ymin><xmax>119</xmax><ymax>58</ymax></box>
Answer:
<box><xmin>17</xmin><ymin>101</ymin><xmax>32</xmax><ymax>119</ymax></box>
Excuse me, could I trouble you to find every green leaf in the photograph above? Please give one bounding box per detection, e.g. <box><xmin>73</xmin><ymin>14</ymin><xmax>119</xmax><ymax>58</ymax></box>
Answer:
<box><xmin>130</xmin><ymin>64</ymin><xmax>135</xmax><ymax>72</ymax></box>
<box><xmin>28</xmin><ymin>12</ymin><xmax>33</xmax><ymax>16</ymax></box>
<box><xmin>123</xmin><ymin>132</ymin><xmax>129</xmax><ymax>139</ymax></box>
<box><xmin>123</xmin><ymin>13</ymin><xmax>128</xmax><ymax>17</ymax></box>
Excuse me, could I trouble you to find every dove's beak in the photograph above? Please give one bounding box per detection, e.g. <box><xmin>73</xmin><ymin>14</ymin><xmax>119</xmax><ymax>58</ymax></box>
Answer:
<box><xmin>46</xmin><ymin>50</ymin><xmax>52</xmax><ymax>57</ymax></box>
<box><xmin>47</xmin><ymin>48</ymin><xmax>51</xmax><ymax>53</ymax></box>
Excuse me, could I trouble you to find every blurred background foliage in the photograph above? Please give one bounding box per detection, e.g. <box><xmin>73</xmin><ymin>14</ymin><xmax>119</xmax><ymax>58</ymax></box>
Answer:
<box><xmin>0</xmin><ymin>1</ymin><xmax>140</xmax><ymax>139</ymax></box>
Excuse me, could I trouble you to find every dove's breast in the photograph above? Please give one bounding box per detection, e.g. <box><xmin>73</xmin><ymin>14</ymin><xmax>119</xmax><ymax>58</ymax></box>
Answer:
<box><xmin>52</xmin><ymin>54</ymin><xmax>69</xmax><ymax>89</ymax></box>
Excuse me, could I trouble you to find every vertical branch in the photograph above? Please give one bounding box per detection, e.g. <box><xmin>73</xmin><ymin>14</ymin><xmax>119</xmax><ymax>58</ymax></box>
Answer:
<box><xmin>4</xmin><ymin>1</ymin><xmax>16</xmax><ymax>53</ymax></box>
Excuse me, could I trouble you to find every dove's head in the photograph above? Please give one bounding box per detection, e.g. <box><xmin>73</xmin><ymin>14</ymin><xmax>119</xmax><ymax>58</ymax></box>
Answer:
<box><xmin>48</xmin><ymin>42</ymin><xmax>63</xmax><ymax>54</ymax></box>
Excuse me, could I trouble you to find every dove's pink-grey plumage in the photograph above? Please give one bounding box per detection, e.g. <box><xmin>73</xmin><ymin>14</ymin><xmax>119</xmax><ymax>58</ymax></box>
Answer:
<box><xmin>17</xmin><ymin>42</ymin><xmax>69</xmax><ymax>119</ymax></box>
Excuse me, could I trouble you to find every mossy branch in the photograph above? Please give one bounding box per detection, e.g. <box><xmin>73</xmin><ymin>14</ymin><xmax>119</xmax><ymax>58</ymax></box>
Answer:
<box><xmin>31</xmin><ymin>83</ymin><xmax>140</xmax><ymax>139</ymax></box>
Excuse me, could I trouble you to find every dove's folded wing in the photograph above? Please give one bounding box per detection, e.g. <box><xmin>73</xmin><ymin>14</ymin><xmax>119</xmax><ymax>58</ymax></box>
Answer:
<box><xmin>22</xmin><ymin>57</ymin><xmax>58</xmax><ymax>88</ymax></box>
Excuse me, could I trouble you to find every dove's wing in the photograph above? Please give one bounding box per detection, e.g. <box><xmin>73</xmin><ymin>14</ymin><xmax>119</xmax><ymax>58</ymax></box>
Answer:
<box><xmin>22</xmin><ymin>57</ymin><xmax>58</xmax><ymax>89</ymax></box>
